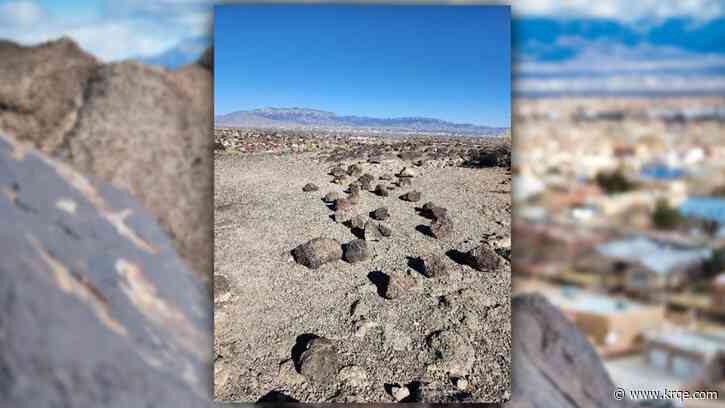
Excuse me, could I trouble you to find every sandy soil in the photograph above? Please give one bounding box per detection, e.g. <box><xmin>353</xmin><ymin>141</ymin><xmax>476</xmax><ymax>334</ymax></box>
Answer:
<box><xmin>213</xmin><ymin>147</ymin><xmax>511</xmax><ymax>402</ymax></box>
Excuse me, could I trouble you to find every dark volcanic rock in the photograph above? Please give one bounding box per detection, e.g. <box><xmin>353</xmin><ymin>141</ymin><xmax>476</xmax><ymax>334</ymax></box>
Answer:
<box><xmin>347</xmin><ymin>164</ymin><xmax>362</xmax><ymax>177</ymax></box>
<box><xmin>384</xmin><ymin>271</ymin><xmax>416</xmax><ymax>299</ymax></box>
<box><xmin>507</xmin><ymin>294</ymin><xmax>625</xmax><ymax>407</ymax></box>
<box><xmin>430</xmin><ymin>216</ymin><xmax>454</xmax><ymax>239</ymax></box>
<box><xmin>420</xmin><ymin>201</ymin><xmax>447</xmax><ymax>220</ymax></box>
<box><xmin>0</xmin><ymin>132</ymin><xmax>210</xmax><ymax>407</ymax></box>
<box><xmin>374</xmin><ymin>184</ymin><xmax>389</xmax><ymax>197</ymax></box>
<box><xmin>302</xmin><ymin>183</ymin><xmax>319</xmax><ymax>192</ymax></box>
<box><xmin>330</xmin><ymin>166</ymin><xmax>346</xmax><ymax>177</ymax></box>
<box><xmin>292</xmin><ymin>238</ymin><xmax>343</xmax><ymax>269</ymax></box>
<box><xmin>343</xmin><ymin>239</ymin><xmax>370</xmax><ymax>263</ymax></box>
<box><xmin>358</xmin><ymin>173</ymin><xmax>374</xmax><ymax>191</ymax></box>
<box><xmin>0</xmin><ymin>38</ymin><xmax>213</xmax><ymax>279</ymax></box>
<box><xmin>466</xmin><ymin>245</ymin><xmax>501</xmax><ymax>272</ymax></box>
<box><xmin>378</xmin><ymin>223</ymin><xmax>393</xmax><ymax>237</ymax></box>
<box><xmin>348</xmin><ymin>183</ymin><xmax>360</xmax><ymax>196</ymax></box>
<box><xmin>297</xmin><ymin>337</ymin><xmax>340</xmax><ymax>384</ymax></box>
<box><xmin>371</xmin><ymin>207</ymin><xmax>390</xmax><ymax>221</ymax></box>
<box><xmin>420</xmin><ymin>255</ymin><xmax>448</xmax><ymax>278</ymax></box>
<box><xmin>401</xmin><ymin>190</ymin><xmax>422</xmax><ymax>202</ymax></box>
<box><xmin>430</xmin><ymin>206</ymin><xmax>448</xmax><ymax>220</ymax></box>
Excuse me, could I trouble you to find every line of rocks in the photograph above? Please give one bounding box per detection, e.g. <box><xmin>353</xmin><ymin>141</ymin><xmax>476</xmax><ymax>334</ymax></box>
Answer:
<box><xmin>288</xmin><ymin>159</ymin><xmax>505</xmax><ymax>401</ymax></box>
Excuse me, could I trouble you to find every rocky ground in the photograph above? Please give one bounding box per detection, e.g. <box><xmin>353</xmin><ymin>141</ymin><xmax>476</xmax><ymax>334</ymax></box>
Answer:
<box><xmin>214</xmin><ymin>131</ymin><xmax>512</xmax><ymax>402</ymax></box>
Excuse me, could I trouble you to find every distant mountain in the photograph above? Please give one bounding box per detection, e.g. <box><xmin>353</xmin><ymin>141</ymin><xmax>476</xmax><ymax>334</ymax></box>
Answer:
<box><xmin>215</xmin><ymin>108</ymin><xmax>508</xmax><ymax>136</ymax></box>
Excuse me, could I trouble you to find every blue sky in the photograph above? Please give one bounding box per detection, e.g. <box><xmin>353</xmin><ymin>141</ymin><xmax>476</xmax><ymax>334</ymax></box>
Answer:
<box><xmin>1</xmin><ymin>0</ymin><xmax>725</xmax><ymax>95</ymax></box>
<box><xmin>214</xmin><ymin>5</ymin><xmax>510</xmax><ymax>126</ymax></box>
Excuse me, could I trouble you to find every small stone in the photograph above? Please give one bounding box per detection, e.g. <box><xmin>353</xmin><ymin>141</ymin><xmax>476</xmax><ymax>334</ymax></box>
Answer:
<box><xmin>384</xmin><ymin>271</ymin><xmax>416</xmax><ymax>299</ymax></box>
<box><xmin>353</xmin><ymin>318</ymin><xmax>378</xmax><ymax>337</ymax></box>
<box><xmin>430</xmin><ymin>216</ymin><xmax>454</xmax><ymax>239</ymax></box>
<box><xmin>422</xmin><ymin>201</ymin><xmax>436</xmax><ymax>211</ymax></box>
<box><xmin>374</xmin><ymin>184</ymin><xmax>389</xmax><ymax>197</ymax></box>
<box><xmin>378</xmin><ymin>224</ymin><xmax>392</xmax><ymax>237</ymax></box>
<box><xmin>420</xmin><ymin>254</ymin><xmax>448</xmax><ymax>278</ymax></box>
<box><xmin>347</xmin><ymin>164</ymin><xmax>363</xmax><ymax>177</ymax></box>
<box><xmin>390</xmin><ymin>385</ymin><xmax>410</xmax><ymax>401</ymax></box>
<box><xmin>214</xmin><ymin>274</ymin><xmax>230</xmax><ymax>294</ymax></box>
<box><xmin>430</xmin><ymin>206</ymin><xmax>448</xmax><ymax>220</ymax></box>
<box><xmin>371</xmin><ymin>207</ymin><xmax>390</xmax><ymax>221</ymax></box>
<box><xmin>335</xmin><ymin>198</ymin><xmax>354</xmax><ymax>212</ymax></box>
<box><xmin>349</xmin><ymin>215</ymin><xmax>366</xmax><ymax>230</ymax></box>
<box><xmin>364</xmin><ymin>221</ymin><xmax>386</xmax><ymax>241</ymax></box>
<box><xmin>348</xmin><ymin>183</ymin><xmax>361</xmax><ymax>195</ymax></box>
<box><xmin>427</xmin><ymin>330</ymin><xmax>475</xmax><ymax>377</ymax></box>
<box><xmin>302</xmin><ymin>183</ymin><xmax>319</xmax><ymax>192</ymax></box>
<box><xmin>455</xmin><ymin>377</ymin><xmax>469</xmax><ymax>391</ymax></box>
<box><xmin>401</xmin><ymin>191</ymin><xmax>421</xmax><ymax>202</ymax></box>
<box><xmin>330</xmin><ymin>166</ymin><xmax>346</xmax><ymax>177</ymax></box>
<box><xmin>338</xmin><ymin>366</ymin><xmax>367</xmax><ymax>387</ymax></box>
<box><xmin>298</xmin><ymin>337</ymin><xmax>340</xmax><ymax>384</ymax></box>
<box><xmin>343</xmin><ymin>239</ymin><xmax>369</xmax><ymax>263</ymax></box>
<box><xmin>398</xmin><ymin>177</ymin><xmax>412</xmax><ymax>187</ymax></box>
<box><xmin>398</xmin><ymin>167</ymin><xmax>416</xmax><ymax>177</ymax></box>
<box><xmin>466</xmin><ymin>245</ymin><xmax>501</xmax><ymax>272</ymax></box>
<box><xmin>323</xmin><ymin>191</ymin><xmax>341</xmax><ymax>202</ymax></box>
<box><xmin>333</xmin><ymin>175</ymin><xmax>348</xmax><ymax>185</ymax></box>
<box><xmin>349</xmin><ymin>299</ymin><xmax>369</xmax><ymax>318</ymax></box>
<box><xmin>292</xmin><ymin>238</ymin><xmax>343</xmax><ymax>269</ymax></box>
<box><xmin>359</xmin><ymin>174</ymin><xmax>375</xmax><ymax>191</ymax></box>
<box><xmin>380</xmin><ymin>173</ymin><xmax>393</xmax><ymax>181</ymax></box>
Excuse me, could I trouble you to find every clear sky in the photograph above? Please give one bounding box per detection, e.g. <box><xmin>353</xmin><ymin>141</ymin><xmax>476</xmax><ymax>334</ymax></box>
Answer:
<box><xmin>213</xmin><ymin>4</ymin><xmax>511</xmax><ymax>127</ymax></box>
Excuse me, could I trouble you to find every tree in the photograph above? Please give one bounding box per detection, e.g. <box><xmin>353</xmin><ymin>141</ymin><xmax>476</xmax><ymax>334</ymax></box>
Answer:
<box><xmin>595</xmin><ymin>170</ymin><xmax>634</xmax><ymax>194</ymax></box>
<box><xmin>651</xmin><ymin>199</ymin><xmax>683</xmax><ymax>230</ymax></box>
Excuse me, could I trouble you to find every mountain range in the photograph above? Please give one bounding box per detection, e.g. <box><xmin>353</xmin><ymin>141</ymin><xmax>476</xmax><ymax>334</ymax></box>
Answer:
<box><xmin>215</xmin><ymin>108</ymin><xmax>508</xmax><ymax>136</ymax></box>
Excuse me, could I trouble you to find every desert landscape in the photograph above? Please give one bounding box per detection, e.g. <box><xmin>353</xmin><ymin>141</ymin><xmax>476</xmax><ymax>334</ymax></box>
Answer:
<box><xmin>213</xmin><ymin>127</ymin><xmax>512</xmax><ymax>402</ymax></box>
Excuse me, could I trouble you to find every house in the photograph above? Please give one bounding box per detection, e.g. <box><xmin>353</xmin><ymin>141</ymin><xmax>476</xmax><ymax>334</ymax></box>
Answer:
<box><xmin>643</xmin><ymin>328</ymin><xmax>725</xmax><ymax>380</ymax></box>
<box><xmin>595</xmin><ymin>237</ymin><xmax>712</xmax><ymax>300</ymax></box>
<box><xmin>517</xmin><ymin>280</ymin><xmax>664</xmax><ymax>357</ymax></box>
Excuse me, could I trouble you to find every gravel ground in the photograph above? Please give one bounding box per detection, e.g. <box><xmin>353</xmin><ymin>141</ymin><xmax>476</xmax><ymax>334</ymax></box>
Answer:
<box><xmin>213</xmin><ymin>148</ymin><xmax>511</xmax><ymax>402</ymax></box>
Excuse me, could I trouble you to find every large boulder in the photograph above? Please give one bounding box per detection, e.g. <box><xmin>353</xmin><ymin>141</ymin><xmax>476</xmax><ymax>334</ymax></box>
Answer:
<box><xmin>343</xmin><ymin>239</ymin><xmax>370</xmax><ymax>263</ymax></box>
<box><xmin>0</xmin><ymin>132</ymin><xmax>210</xmax><ymax>407</ymax></box>
<box><xmin>0</xmin><ymin>39</ymin><xmax>213</xmax><ymax>280</ymax></box>
<box><xmin>507</xmin><ymin>294</ymin><xmax>625</xmax><ymax>407</ymax></box>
